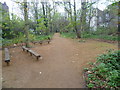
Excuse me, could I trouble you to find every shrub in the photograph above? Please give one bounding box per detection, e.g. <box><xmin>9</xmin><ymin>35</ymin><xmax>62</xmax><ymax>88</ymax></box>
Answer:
<box><xmin>84</xmin><ymin>50</ymin><xmax>120</xmax><ymax>88</ymax></box>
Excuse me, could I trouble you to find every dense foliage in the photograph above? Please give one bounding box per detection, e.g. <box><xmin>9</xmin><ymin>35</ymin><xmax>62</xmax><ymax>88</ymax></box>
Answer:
<box><xmin>2</xmin><ymin>33</ymin><xmax>53</xmax><ymax>47</ymax></box>
<box><xmin>1</xmin><ymin>0</ymin><xmax>118</xmax><ymax>47</ymax></box>
<box><xmin>84</xmin><ymin>50</ymin><xmax>120</xmax><ymax>88</ymax></box>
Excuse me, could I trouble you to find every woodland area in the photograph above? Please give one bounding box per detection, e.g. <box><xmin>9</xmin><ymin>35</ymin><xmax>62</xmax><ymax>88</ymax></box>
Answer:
<box><xmin>1</xmin><ymin>0</ymin><xmax>119</xmax><ymax>47</ymax></box>
<box><xmin>1</xmin><ymin>0</ymin><xmax>120</xmax><ymax>89</ymax></box>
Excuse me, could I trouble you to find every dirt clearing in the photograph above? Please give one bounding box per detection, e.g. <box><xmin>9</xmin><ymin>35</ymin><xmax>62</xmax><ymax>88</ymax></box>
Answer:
<box><xmin>2</xmin><ymin>33</ymin><xmax>117</xmax><ymax>88</ymax></box>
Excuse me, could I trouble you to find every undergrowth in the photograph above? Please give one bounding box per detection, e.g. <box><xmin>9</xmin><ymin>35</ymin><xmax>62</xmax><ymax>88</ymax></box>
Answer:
<box><xmin>84</xmin><ymin>50</ymin><xmax>120</xmax><ymax>88</ymax></box>
<box><xmin>2</xmin><ymin>33</ymin><xmax>53</xmax><ymax>47</ymax></box>
<box><xmin>61</xmin><ymin>32</ymin><xmax>118</xmax><ymax>41</ymax></box>
<box><xmin>60</xmin><ymin>32</ymin><xmax>76</xmax><ymax>39</ymax></box>
<box><xmin>32</xmin><ymin>33</ymin><xmax>53</xmax><ymax>41</ymax></box>
<box><xmin>82</xmin><ymin>34</ymin><xmax>118</xmax><ymax>41</ymax></box>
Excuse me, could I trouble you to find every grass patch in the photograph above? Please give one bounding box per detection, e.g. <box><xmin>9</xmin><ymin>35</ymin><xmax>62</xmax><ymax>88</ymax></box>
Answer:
<box><xmin>61</xmin><ymin>32</ymin><xmax>76</xmax><ymax>39</ymax></box>
<box><xmin>82</xmin><ymin>34</ymin><xmax>118</xmax><ymax>41</ymax></box>
<box><xmin>84</xmin><ymin>50</ymin><xmax>120</xmax><ymax>88</ymax></box>
<box><xmin>61</xmin><ymin>32</ymin><xmax>118</xmax><ymax>41</ymax></box>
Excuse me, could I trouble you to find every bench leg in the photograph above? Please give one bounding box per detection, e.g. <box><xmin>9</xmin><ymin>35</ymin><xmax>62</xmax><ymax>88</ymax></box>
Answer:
<box><xmin>40</xmin><ymin>43</ymin><xmax>42</xmax><ymax>45</ymax></box>
<box><xmin>6</xmin><ymin>62</ymin><xmax>10</xmax><ymax>66</ymax></box>
<box><xmin>30</xmin><ymin>52</ymin><xmax>32</xmax><ymax>56</ymax></box>
<box><xmin>37</xmin><ymin>56</ymin><xmax>41</xmax><ymax>60</ymax></box>
<box><xmin>26</xmin><ymin>50</ymin><xmax>29</xmax><ymax>52</ymax></box>
<box><xmin>37</xmin><ymin>57</ymin><xmax>39</xmax><ymax>60</ymax></box>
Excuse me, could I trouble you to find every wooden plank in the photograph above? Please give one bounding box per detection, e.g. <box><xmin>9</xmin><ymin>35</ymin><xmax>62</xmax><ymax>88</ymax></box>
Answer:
<box><xmin>28</xmin><ymin>50</ymin><xmax>41</xmax><ymax>60</ymax></box>
<box><xmin>28</xmin><ymin>50</ymin><xmax>40</xmax><ymax>57</ymax></box>
<box><xmin>4</xmin><ymin>48</ymin><xmax>10</xmax><ymax>61</ymax></box>
<box><xmin>32</xmin><ymin>41</ymin><xmax>38</xmax><ymax>44</ymax></box>
<box><xmin>38</xmin><ymin>41</ymin><xmax>43</xmax><ymax>45</ymax></box>
<box><xmin>22</xmin><ymin>46</ymin><xmax>29</xmax><ymax>52</ymax></box>
<box><xmin>4</xmin><ymin>48</ymin><xmax>10</xmax><ymax>65</ymax></box>
<box><xmin>22</xmin><ymin>46</ymin><xmax>42</xmax><ymax>60</ymax></box>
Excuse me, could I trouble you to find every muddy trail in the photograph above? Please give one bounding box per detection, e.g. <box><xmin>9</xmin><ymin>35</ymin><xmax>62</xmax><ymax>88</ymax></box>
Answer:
<box><xmin>2</xmin><ymin>33</ymin><xmax>117</xmax><ymax>88</ymax></box>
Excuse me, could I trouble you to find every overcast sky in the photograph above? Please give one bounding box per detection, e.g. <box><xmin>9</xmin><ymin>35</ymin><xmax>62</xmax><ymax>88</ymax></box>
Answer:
<box><xmin>0</xmin><ymin>0</ymin><xmax>114</xmax><ymax>18</ymax></box>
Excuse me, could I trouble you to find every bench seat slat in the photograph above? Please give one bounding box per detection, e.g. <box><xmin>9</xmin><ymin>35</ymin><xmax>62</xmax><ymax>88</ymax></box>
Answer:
<box><xmin>22</xmin><ymin>46</ymin><xmax>41</xmax><ymax>60</ymax></box>
<box><xmin>28</xmin><ymin>50</ymin><xmax>40</xmax><ymax>57</ymax></box>
<box><xmin>4</xmin><ymin>48</ymin><xmax>10</xmax><ymax>63</ymax></box>
<box><xmin>22</xmin><ymin>46</ymin><xmax>29</xmax><ymax>51</ymax></box>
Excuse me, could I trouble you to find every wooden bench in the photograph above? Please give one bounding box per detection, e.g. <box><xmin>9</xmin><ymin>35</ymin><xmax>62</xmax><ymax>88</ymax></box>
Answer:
<box><xmin>28</xmin><ymin>50</ymin><xmax>42</xmax><ymax>60</ymax></box>
<box><xmin>22</xmin><ymin>46</ymin><xmax>29</xmax><ymax>52</ymax></box>
<box><xmin>38</xmin><ymin>41</ymin><xmax>43</xmax><ymax>45</ymax></box>
<box><xmin>32</xmin><ymin>40</ymin><xmax>50</xmax><ymax>45</ymax></box>
<box><xmin>44</xmin><ymin>40</ymin><xmax>50</xmax><ymax>44</ymax></box>
<box><xmin>22</xmin><ymin>46</ymin><xmax>42</xmax><ymax>60</ymax></box>
<box><xmin>4</xmin><ymin>48</ymin><xmax>10</xmax><ymax>66</ymax></box>
<box><xmin>39</xmin><ymin>40</ymin><xmax>50</xmax><ymax>44</ymax></box>
<box><xmin>32</xmin><ymin>41</ymin><xmax>38</xmax><ymax>45</ymax></box>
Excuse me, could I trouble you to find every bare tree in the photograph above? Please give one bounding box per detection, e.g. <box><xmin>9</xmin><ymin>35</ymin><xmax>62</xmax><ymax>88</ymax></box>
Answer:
<box><xmin>41</xmin><ymin>2</ymin><xmax>47</xmax><ymax>28</ymax></box>
<box><xmin>80</xmin><ymin>0</ymin><xmax>87</xmax><ymax>31</ymax></box>
<box><xmin>33</xmin><ymin>0</ymin><xmax>39</xmax><ymax>25</ymax></box>
<box><xmin>87</xmin><ymin>0</ymin><xmax>96</xmax><ymax>31</ymax></box>
<box><xmin>24</xmin><ymin>0</ymin><xmax>29</xmax><ymax>47</ymax></box>
<box><xmin>74</xmin><ymin>0</ymin><xmax>81</xmax><ymax>38</ymax></box>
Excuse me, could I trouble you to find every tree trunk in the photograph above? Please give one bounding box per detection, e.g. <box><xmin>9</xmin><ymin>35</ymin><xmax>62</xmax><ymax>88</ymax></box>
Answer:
<box><xmin>33</xmin><ymin>1</ymin><xmax>39</xmax><ymax>35</ymax></box>
<box><xmin>118</xmin><ymin>1</ymin><xmax>120</xmax><ymax>49</ymax></box>
<box><xmin>88</xmin><ymin>5</ymin><xmax>92</xmax><ymax>31</ymax></box>
<box><xmin>41</xmin><ymin>2</ymin><xmax>48</xmax><ymax>35</ymax></box>
<box><xmin>81</xmin><ymin>0</ymin><xmax>87</xmax><ymax>31</ymax></box>
<box><xmin>34</xmin><ymin>1</ymin><xmax>38</xmax><ymax>24</ymax></box>
<box><xmin>74</xmin><ymin>0</ymin><xmax>81</xmax><ymax>38</ymax></box>
<box><xmin>48</xmin><ymin>6</ymin><xmax>52</xmax><ymax>33</ymax></box>
<box><xmin>24</xmin><ymin>0</ymin><xmax>29</xmax><ymax>47</ymax></box>
<box><xmin>45</xmin><ymin>3</ymin><xmax>49</xmax><ymax>35</ymax></box>
<box><xmin>68</xmin><ymin>2</ymin><xmax>73</xmax><ymax>22</ymax></box>
<box><xmin>45</xmin><ymin>3</ymin><xmax>48</xmax><ymax>28</ymax></box>
<box><xmin>41</xmin><ymin>2</ymin><xmax>47</xmax><ymax>28</ymax></box>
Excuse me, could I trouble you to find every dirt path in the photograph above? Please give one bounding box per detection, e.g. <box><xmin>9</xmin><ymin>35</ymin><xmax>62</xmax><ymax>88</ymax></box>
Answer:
<box><xmin>2</xmin><ymin>33</ymin><xmax>117</xmax><ymax>88</ymax></box>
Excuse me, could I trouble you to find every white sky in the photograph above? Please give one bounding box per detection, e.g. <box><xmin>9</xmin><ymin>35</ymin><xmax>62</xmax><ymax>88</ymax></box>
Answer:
<box><xmin>0</xmin><ymin>0</ymin><xmax>115</xmax><ymax>18</ymax></box>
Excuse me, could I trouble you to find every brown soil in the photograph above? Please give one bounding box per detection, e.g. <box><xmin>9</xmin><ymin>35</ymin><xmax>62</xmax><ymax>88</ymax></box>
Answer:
<box><xmin>2</xmin><ymin>33</ymin><xmax>117</xmax><ymax>88</ymax></box>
